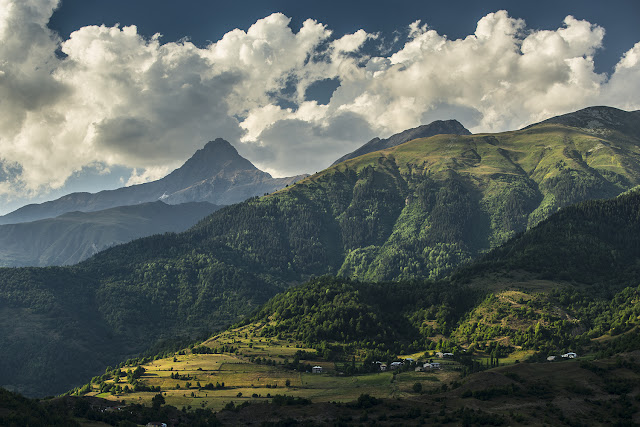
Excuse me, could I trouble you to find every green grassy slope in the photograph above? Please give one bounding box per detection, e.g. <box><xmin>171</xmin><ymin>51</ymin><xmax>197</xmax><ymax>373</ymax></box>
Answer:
<box><xmin>189</xmin><ymin>110</ymin><xmax>640</xmax><ymax>283</ymax></box>
<box><xmin>8</xmin><ymin>350</ymin><xmax>640</xmax><ymax>426</ymax></box>
<box><xmin>78</xmin><ymin>337</ymin><xmax>640</xmax><ymax>426</ymax></box>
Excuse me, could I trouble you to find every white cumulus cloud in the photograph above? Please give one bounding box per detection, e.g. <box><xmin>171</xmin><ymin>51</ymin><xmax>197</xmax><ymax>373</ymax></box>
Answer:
<box><xmin>0</xmin><ymin>3</ymin><xmax>639</xmax><ymax>203</ymax></box>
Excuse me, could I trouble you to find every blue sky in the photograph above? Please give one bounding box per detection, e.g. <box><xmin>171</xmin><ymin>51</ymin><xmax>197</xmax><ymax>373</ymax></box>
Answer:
<box><xmin>48</xmin><ymin>0</ymin><xmax>639</xmax><ymax>74</ymax></box>
<box><xmin>0</xmin><ymin>0</ymin><xmax>639</xmax><ymax>214</ymax></box>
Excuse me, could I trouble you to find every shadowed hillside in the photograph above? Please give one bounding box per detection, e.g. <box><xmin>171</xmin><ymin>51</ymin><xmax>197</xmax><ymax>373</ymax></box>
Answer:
<box><xmin>0</xmin><ymin>201</ymin><xmax>221</xmax><ymax>267</ymax></box>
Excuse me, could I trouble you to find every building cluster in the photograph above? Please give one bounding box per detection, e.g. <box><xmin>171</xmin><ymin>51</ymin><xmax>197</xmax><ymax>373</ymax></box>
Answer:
<box><xmin>373</xmin><ymin>354</ymin><xmax>451</xmax><ymax>372</ymax></box>
<box><xmin>547</xmin><ymin>352</ymin><xmax>578</xmax><ymax>362</ymax></box>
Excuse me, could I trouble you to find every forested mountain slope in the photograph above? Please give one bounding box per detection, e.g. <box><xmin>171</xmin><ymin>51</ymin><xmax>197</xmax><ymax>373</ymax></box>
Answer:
<box><xmin>193</xmin><ymin>106</ymin><xmax>640</xmax><ymax>281</ymax></box>
<box><xmin>58</xmin><ymin>187</ymin><xmax>640</xmax><ymax>426</ymax></box>
<box><xmin>456</xmin><ymin>186</ymin><xmax>640</xmax><ymax>289</ymax></box>
<box><xmin>237</xmin><ymin>188</ymin><xmax>640</xmax><ymax>361</ymax></box>
<box><xmin>1</xmin><ymin>106</ymin><xmax>640</xmax><ymax>397</ymax></box>
<box><xmin>0</xmin><ymin>201</ymin><xmax>221</xmax><ymax>267</ymax></box>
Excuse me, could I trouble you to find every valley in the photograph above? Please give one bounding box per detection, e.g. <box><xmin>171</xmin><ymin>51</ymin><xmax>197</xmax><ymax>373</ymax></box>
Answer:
<box><xmin>2</xmin><ymin>107</ymin><xmax>640</xmax><ymax>397</ymax></box>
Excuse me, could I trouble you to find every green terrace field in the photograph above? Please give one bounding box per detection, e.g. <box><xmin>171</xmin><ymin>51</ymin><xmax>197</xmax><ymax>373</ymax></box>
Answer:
<box><xmin>85</xmin><ymin>325</ymin><xmax>462</xmax><ymax>411</ymax></box>
<box><xmin>73</xmin><ymin>331</ymin><xmax>640</xmax><ymax>425</ymax></box>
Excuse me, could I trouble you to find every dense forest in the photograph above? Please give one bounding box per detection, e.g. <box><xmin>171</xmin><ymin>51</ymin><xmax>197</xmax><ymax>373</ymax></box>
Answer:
<box><xmin>456</xmin><ymin>187</ymin><xmax>640</xmax><ymax>290</ymax></box>
<box><xmin>242</xmin><ymin>277</ymin><xmax>482</xmax><ymax>355</ymax></box>
<box><xmin>2</xmin><ymin>108</ymin><xmax>640</xmax><ymax>397</ymax></box>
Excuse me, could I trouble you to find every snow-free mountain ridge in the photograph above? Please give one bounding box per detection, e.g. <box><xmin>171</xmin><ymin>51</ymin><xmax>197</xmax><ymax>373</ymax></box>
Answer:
<box><xmin>331</xmin><ymin>119</ymin><xmax>471</xmax><ymax>166</ymax></box>
<box><xmin>525</xmin><ymin>106</ymin><xmax>640</xmax><ymax>137</ymax></box>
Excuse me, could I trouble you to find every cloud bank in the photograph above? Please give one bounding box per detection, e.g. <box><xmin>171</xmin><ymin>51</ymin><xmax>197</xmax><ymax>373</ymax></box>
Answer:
<box><xmin>0</xmin><ymin>1</ymin><xmax>639</xmax><ymax>201</ymax></box>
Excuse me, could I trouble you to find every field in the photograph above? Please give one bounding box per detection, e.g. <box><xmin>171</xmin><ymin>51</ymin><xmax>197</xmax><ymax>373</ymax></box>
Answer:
<box><xmin>70</xmin><ymin>319</ymin><xmax>640</xmax><ymax>426</ymax></box>
<box><xmin>78</xmin><ymin>319</ymin><xmax>640</xmax><ymax>426</ymax></box>
<box><xmin>88</xmin><ymin>324</ymin><xmax>462</xmax><ymax>411</ymax></box>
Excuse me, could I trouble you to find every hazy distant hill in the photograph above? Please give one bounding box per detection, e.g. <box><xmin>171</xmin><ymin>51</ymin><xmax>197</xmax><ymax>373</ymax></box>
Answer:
<box><xmin>0</xmin><ymin>139</ymin><xmax>306</xmax><ymax>225</ymax></box>
<box><xmin>0</xmin><ymin>201</ymin><xmax>221</xmax><ymax>267</ymax></box>
<box><xmin>331</xmin><ymin>119</ymin><xmax>471</xmax><ymax>166</ymax></box>
<box><xmin>2</xmin><ymin>106</ymin><xmax>640</xmax><ymax>397</ymax></box>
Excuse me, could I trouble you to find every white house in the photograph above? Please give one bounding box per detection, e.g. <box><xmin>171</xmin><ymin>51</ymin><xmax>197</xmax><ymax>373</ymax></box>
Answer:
<box><xmin>424</xmin><ymin>362</ymin><xmax>441</xmax><ymax>370</ymax></box>
<box><xmin>390</xmin><ymin>361</ymin><xmax>403</xmax><ymax>370</ymax></box>
<box><xmin>380</xmin><ymin>364</ymin><xmax>388</xmax><ymax>371</ymax></box>
<box><xmin>547</xmin><ymin>356</ymin><xmax>557</xmax><ymax>362</ymax></box>
<box><xmin>562</xmin><ymin>352</ymin><xmax>577</xmax><ymax>359</ymax></box>
<box><xmin>312</xmin><ymin>366</ymin><xmax>323</xmax><ymax>373</ymax></box>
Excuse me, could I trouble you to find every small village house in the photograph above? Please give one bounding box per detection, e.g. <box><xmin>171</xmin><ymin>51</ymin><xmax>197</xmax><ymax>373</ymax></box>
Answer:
<box><xmin>436</xmin><ymin>352</ymin><xmax>454</xmax><ymax>358</ymax></box>
<box><xmin>390</xmin><ymin>361</ymin><xmax>403</xmax><ymax>370</ymax></box>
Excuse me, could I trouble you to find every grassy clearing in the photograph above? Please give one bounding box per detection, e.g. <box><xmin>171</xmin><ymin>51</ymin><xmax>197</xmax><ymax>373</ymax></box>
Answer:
<box><xmin>91</xmin><ymin>324</ymin><xmax>466</xmax><ymax>410</ymax></box>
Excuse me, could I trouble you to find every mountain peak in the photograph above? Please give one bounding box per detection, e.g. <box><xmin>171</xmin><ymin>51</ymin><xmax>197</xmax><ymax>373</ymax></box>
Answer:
<box><xmin>197</xmin><ymin>138</ymin><xmax>244</xmax><ymax>160</ymax></box>
<box><xmin>384</xmin><ymin>119</ymin><xmax>471</xmax><ymax>146</ymax></box>
<box><xmin>331</xmin><ymin>119</ymin><xmax>471</xmax><ymax>166</ymax></box>
<box><xmin>526</xmin><ymin>106</ymin><xmax>640</xmax><ymax>137</ymax></box>
<box><xmin>203</xmin><ymin>138</ymin><xmax>236</xmax><ymax>151</ymax></box>
<box><xmin>163</xmin><ymin>139</ymin><xmax>258</xmax><ymax>187</ymax></box>
<box><xmin>0</xmin><ymin>138</ymin><xmax>303</xmax><ymax>224</ymax></box>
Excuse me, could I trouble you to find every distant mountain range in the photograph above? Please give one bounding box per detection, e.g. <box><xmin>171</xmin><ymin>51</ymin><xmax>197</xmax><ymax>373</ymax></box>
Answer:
<box><xmin>0</xmin><ymin>201</ymin><xmax>221</xmax><ymax>267</ymax></box>
<box><xmin>0</xmin><ymin>138</ymin><xmax>306</xmax><ymax>225</ymax></box>
<box><xmin>331</xmin><ymin>119</ymin><xmax>471</xmax><ymax>165</ymax></box>
<box><xmin>2</xmin><ymin>106</ymin><xmax>640</xmax><ymax>397</ymax></box>
<box><xmin>0</xmin><ymin>139</ymin><xmax>304</xmax><ymax>267</ymax></box>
